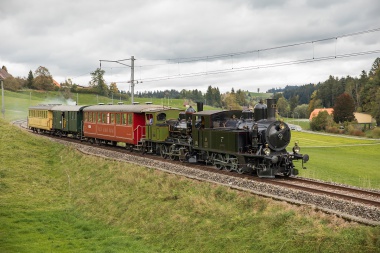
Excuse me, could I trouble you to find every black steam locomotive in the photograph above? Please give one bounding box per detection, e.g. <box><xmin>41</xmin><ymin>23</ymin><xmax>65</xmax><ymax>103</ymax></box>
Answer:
<box><xmin>159</xmin><ymin>98</ymin><xmax>309</xmax><ymax>178</ymax></box>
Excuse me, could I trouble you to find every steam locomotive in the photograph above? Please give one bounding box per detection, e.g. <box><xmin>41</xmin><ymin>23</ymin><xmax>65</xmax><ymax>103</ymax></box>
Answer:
<box><xmin>28</xmin><ymin>98</ymin><xmax>309</xmax><ymax>178</ymax></box>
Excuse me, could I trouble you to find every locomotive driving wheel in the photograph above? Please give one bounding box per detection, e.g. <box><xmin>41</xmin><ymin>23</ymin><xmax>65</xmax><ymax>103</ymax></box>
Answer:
<box><xmin>214</xmin><ymin>154</ymin><xmax>225</xmax><ymax>170</ymax></box>
<box><xmin>169</xmin><ymin>145</ymin><xmax>177</xmax><ymax>160</ymax></box>
<box><xmin>160</xmin><ymin>144</ymin><xmax>168</xmax><ymax>159</ymax></box>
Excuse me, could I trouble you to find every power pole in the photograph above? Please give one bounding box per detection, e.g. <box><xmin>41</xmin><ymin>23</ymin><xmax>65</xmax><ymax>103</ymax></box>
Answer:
<box><xmin>99</xmin><ymin>56</ymin><xmax>136</xmax><ymax>105</ymax></box>
<box><xmin>130</xmin><ymin>56</ymin><xmax>135</xmax><ymax>104</ymax></box>
<box><xmin>1</xmin><ymin>79</ymin><xmax>4</xmax><ymax>119</ymax></box>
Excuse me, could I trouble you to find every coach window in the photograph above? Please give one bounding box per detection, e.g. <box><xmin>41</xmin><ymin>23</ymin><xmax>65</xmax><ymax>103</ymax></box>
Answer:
<box><xmin>101</xmin><ymin>113</ymin><xmax>106</xmax><ymax>123</ymax></box>
<box><xmin>122</xmin><ymin>113</ymin><xmax>127</xmax><ymax>125</ymax></box>
<box><xmin>128</xmin><ymin>114</ymin><xmax>133</xmax><ymax>125</ymax></box>
<box><xmin>84</xmin><ymin>112</ymin><xmax>88</xmax><ymax>122</ymax></box>
<box><xmin>116</xmin><ymin>113</ymin><xmax>121</xmax><ymax>124</ymax></box>
<box><xmin>98</xmin><ymin>113</ymin><xmax>101</xmax><ymax>122</ymax></box>
<box><xmin>111</xmin><ymin>113</ymin><xmax>115</xmax><ymax>124</ymax></box>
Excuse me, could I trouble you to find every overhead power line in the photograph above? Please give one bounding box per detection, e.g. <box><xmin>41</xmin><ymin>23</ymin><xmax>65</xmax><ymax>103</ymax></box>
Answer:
<box><xmin>139</xmin><ymin>49</ymin><xmax>380</xmax><ymax>83</ymax></box>
<box><xmin>137</xmin><ymin>27</ymin><xmax>380</xmax><ymax>66</ymax></box>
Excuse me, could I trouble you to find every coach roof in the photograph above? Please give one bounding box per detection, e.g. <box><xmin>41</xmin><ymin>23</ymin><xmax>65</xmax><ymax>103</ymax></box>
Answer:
<box><xmin>51</xmin><ymin>105</ymin><xmax>88</xmax><ymax>112</ymax></box>
<box><xmin>83</xmin><ymin>104</ymin><xmax>179</xmax><ymax>113</ymax></box>
<box><xmin>29</xmin><ymin>104</ymin><xmax>62</xmax><ymax>110</ymax></box>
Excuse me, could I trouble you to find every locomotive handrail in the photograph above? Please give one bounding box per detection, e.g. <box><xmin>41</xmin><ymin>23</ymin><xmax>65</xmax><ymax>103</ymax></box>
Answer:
<box><xmin>134</xmin><ymin>125</ymin><xmax>146</xmax><ymax>140</ymax></box>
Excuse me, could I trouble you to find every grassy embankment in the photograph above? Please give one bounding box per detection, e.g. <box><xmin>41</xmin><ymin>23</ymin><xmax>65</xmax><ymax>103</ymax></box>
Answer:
<box><xmin>1</xmin><ymin>119</ymin><xmax>380</xmax><ymax>252</ymax></box>
<box><xmin>294</xmin><ymin>131</ymin><xmax>380</xmax><ymax>189</ymax></box>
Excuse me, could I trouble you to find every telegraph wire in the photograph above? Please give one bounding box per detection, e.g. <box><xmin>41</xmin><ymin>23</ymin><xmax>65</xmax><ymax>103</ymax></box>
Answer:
<box><xmin>138</xmin><ymin>49</ymin><xmax>380</xmax><ymax>83</ymax></box>
<box><xmin>136</xmin><ymin>27</ymin><xmax>380</xmax><ymax>66</ymax></box>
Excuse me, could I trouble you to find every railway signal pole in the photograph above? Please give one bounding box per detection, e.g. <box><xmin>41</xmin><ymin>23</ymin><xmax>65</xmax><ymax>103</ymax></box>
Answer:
<box><xmin>99</xmin><ymin>56</ymin><xmax>137</xmax><ymax>104</ymax></box>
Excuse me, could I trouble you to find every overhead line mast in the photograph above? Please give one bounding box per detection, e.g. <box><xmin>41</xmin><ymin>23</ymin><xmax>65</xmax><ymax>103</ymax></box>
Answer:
<box><xmin>99</xmin><ymin>56</ymin><xmax>136</xmax><ymax>104</ymax></box>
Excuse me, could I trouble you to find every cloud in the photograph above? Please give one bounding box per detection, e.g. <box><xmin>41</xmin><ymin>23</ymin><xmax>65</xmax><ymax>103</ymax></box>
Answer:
<box><xmin>1</xmin><ymin>0</ymin><xmax>380</xmax><ymax>93</ymax></box>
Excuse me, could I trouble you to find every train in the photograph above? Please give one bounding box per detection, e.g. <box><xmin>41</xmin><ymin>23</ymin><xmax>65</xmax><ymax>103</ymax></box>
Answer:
<box><xmin>27</xmin><ymin>98</ymin><xmax>309</xmax><ymax>178</ymax></box>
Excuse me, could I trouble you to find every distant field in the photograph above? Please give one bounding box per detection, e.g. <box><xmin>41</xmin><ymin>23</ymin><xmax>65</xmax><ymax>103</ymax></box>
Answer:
<box><xmin>292</xmin><ymin>131</ymin><xmax>380</xmax><ymax>189</ymax></box>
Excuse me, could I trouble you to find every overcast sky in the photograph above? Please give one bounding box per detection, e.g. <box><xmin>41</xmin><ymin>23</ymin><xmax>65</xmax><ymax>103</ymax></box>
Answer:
<box><xmin>1</xmin><ymin>0</ymin><xmax>380</xmax><ymax>93</ymax></box>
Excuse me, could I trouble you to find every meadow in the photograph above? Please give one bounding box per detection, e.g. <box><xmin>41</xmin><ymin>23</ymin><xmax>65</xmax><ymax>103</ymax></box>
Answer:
<box><xmin>1</xmin><ymin>119</ymin><xmax>380</xmax><ymax>252</ymax></box>
<box><xmin>292</xmin><ymin>131</ymin><xmax>380</xmax><ymax>189</ymax></box>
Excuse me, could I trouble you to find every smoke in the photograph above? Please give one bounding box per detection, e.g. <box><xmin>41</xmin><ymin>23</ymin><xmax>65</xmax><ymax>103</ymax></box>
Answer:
<box><xmin>41</xmin><ymin>98</ymin><xmax>77</xmax><ymax>105</ymax></box>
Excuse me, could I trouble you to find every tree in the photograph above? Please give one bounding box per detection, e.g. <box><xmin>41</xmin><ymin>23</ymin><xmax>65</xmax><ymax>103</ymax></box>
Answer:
<box><xmin>308</xmin><ymin>90</ymin><xmax>322</xmax><ymax>116</ymax></box>
<box><xmin>235</xmin><ymin>89</ymin><xmax>246</xmax><ymax>106</ymax></box>
<box><xmin>3</xmin><ymin>76</ymin><xmax>23</xmax><ymax>91</ymax></box>
<box><xmin>276</xmin><ymin>96</ymin><xmax>290</xmax><ymax>117</ymax></box>
<box><xmin>294</xmin><ymin>104</ymin><xmax>309</xmax><ymax>119</ymax></box>
<box><xmin>109</xmin><ymin>82</ymin><xmax>119</xmax><ymax>94</ymax></box>
<box><xmin>289</xmin><ymin>95</ymin><xmax>299</xmax><ymax>115</ymax></box>
<box><xmin>26</xmin><ymin>70</ymin><xmax>34</xmax><ymax>89</ymax></box>
<box><xmin>369</xmin><ymin>57</ymin><xmax>380</xmax><ymax>77</ymax></box>
<box><xmin>89</xmin><ymin>68</ymin><xmax>109</xmax><ymax>96</ymax></box>
<box><xmin>33</xmin><ymin>66</ymin><xmax>54</xmax><ymax>90</ymax></box>
<box><xmin>2</xmin><ymin>65</ymin><xmax>8</xmax><ymax>72</ymax></box>
<box><xmin>333</xmin><ymin>93</ymin><xmax>355</xmax><ymax>123</ymax></box>
<box><xmin>310</xmin><ymin>111</ymin><xmax>333</xmax><ymax>131</ymax></box>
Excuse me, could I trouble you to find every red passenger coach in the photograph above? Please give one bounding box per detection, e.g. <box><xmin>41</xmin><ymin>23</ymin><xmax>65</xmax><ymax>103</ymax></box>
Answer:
<box><xmin>83</xmin><ymin>104</ymin><xmax>166</xmax><ymax>147</ymax></box>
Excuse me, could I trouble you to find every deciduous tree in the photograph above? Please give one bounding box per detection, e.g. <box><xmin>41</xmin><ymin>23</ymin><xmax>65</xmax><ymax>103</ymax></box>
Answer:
<box><xmin>333</xmin><ymin>93</ymin><xmax>355</xmax><ymax>123</ymax></box>
<box><xmin>33</xmin><ymin>66</ymin><xmax>54</xmax><ymax>90</ymax></box>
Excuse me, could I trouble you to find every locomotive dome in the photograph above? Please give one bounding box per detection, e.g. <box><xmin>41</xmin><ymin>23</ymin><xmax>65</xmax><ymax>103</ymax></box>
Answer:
<box><xmin>254</xmin><ymin>100</ymin><xmax>268</xmax><ymax>121</ymax></box>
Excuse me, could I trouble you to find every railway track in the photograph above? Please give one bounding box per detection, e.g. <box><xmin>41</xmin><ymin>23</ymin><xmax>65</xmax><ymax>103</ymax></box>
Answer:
<box><xmin>14</xmin><ymin>119</ymin><xmax>380</xmax><ymax>225</ymax></box>
<box><xmin>270</xmin><ymin>177</ymin><xmax>380</xmax><ymax>208</ymax></box>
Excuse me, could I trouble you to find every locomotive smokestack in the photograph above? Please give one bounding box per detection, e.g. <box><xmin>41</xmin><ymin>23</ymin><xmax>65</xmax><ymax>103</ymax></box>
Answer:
<box><xmin>196</xmin><ymin>102</ymin><xmax>203</xmax><ymax>112</ymax></box>
<box><xmin>266</xmin><ymin>98</ymin><xmax>277</xmax><ymax>121</ymax></box>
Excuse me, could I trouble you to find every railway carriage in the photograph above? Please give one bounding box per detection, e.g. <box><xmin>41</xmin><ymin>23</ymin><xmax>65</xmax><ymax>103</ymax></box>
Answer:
<box><xmin>51</xmin><ymin>105</ymin><xmax>88</xmax><ymax>138</ymax></box>
<box><xmin>28</xmin><ymin>104</ymin><xmax>57</xmax><ymax>133</ymax></box>
<box><xmin>82</xmin><ymin>104</ymin><xmax>177</xmax><ymax>149</ymax></box>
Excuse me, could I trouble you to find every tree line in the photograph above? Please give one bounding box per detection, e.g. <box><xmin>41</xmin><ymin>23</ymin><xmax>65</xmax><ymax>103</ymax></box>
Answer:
<box><xmin>269</xmin><ymin>58</ymin><xmax>380</xmax><ymax>126</ymax></box>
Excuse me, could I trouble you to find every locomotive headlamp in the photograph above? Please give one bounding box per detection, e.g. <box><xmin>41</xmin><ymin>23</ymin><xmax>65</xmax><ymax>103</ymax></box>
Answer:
<box><xmin>293</xmin><ymin>142</ymin><xmax>300</xmax><ymax>154</ymax></box>
<box><xmin>279</xmin><ymin>120</ymin><xmax>285</xmax><ymax>130</ymax></box>
<box><xmin>263</xmin><ymin>144</ymin><xmax>271</xmax><ymax>156</ymax></box>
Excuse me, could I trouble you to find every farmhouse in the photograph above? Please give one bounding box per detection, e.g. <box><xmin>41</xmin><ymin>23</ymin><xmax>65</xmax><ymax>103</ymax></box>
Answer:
<box><xmin>309</xmin><ymin>108</ymin><xmax>376</xmax><ymax>128</ymax></box>
<box><xmin>309</xmin><ymin>108</ymin><xmax>334</xmax><ymax>121</ymax></box>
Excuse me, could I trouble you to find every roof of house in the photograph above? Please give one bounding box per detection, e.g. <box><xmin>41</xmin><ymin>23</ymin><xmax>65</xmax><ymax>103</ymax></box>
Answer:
<box><xmin>0</xmin><ymin>69</ymin><xmax>12</xmax><ymax>80</ymax></box>
<box><xmin>53</xmin><ymin>79</ymin><xmax>60</xmax><ymax>87</ymax></box>
<box><xmin>309</xmin><ymin>108</ymin><xmax>334</xmax><ymax>121</ymax></box>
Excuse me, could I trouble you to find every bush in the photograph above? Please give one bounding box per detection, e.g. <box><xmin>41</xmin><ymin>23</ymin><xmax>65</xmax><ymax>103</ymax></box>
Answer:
<box><xmin>370</xmin><ymin>127</ymin><xmax>380</xmax><ymax>138</ymax></box>
<box><xmin>325</xmin><ymin>126</ymin><xmax>340</xmax><ymax>134</ymax></box>
<box><xmin>346</xmin><ymin>125</ymin><xmax>365</xmax><ymax>137</ymax></box>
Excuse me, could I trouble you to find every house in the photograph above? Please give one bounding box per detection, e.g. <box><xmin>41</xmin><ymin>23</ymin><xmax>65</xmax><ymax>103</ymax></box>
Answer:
<box><xmin>0</xmin><ymin>69</ymin><xmax>12</xmax><ymax>80</ymax></box>
<box><xmin>309</xmin><ymin>108</ymin><xmax>376</xmax><ymax>128</ymax></box>
<box><xmin>309</xmin><ymin>108</ymin><xmax>334</xmax><ymax>121</ymax></box>
<box><xmin>353</xmin><ymin>112</ymin><xmax>375</xmax><ymax>129</ymax></box>
<box><xmin>53</xmin><ymin>79</ymin><xmax>60</xmax><ymax>88</ymax></box>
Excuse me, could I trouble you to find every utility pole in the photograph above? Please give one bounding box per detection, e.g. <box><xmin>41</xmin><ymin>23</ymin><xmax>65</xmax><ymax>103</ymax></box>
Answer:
<box><xmin>99</xmin><ymin>56</ymin><xmax>136</xmax><ymax>105</ymax></box>
<box><xmin>1</xmin><ymin>78</ymin><xmax>4</xmax><ymax>119</ymax></box>
<box><xmin>130</xmin><ymin>56</ymin><xmax>135</xmax><ymax>104</ymax></box>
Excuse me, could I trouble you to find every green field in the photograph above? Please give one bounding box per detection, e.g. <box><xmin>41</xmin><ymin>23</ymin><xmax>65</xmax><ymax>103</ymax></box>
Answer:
<box><xmin>1</xmin><ymin>119</ymin><xmax>379</xmax><ymax>252</ymax></box>
<box><xmin>292</xmin><ymin>131</ymin><xmax>380</xmax><ymax>189</ymax></box>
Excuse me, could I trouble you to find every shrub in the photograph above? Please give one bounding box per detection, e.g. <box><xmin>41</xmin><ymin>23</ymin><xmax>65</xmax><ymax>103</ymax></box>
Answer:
<box><xmin>371</xmin><ymin>127</ymin><xmax>380</xmax><ymax>138</ymax></box>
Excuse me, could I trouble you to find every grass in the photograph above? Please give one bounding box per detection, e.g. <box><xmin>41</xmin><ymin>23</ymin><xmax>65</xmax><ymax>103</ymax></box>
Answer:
<box><xmin>1</xmin><ymin>119</ymin><xmax>380</xmax><ymax>252</ymax></box>
<box><xmin>292</xmin><ymin>131</ymin><xmax>380</xmax><ymax>189</ymax></box>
